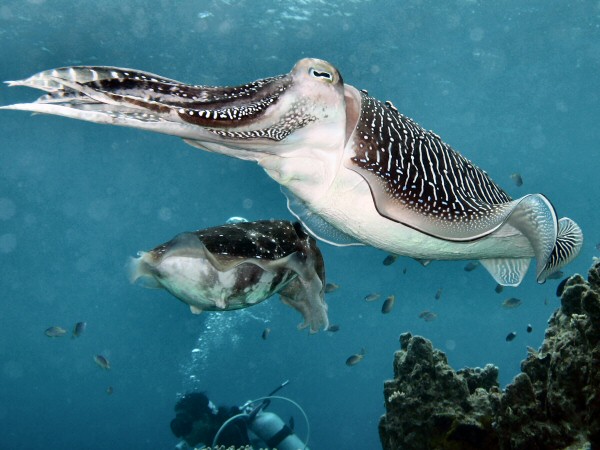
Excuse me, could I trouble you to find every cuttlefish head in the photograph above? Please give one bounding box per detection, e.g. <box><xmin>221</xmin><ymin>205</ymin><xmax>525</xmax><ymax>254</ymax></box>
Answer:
<box><xmin>2</xmin><ymin>58</ymin><xmax>351</xmax><ymax>158</ymax></box>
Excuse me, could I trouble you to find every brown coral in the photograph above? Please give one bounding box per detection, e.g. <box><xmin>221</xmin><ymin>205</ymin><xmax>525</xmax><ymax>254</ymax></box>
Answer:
<box><xmin>379</xmin><ymin>259</ymin><xmax>600</xmax><ymax>449</ymax></box>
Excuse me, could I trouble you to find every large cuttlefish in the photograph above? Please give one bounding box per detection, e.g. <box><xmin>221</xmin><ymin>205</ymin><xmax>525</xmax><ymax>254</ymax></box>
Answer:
<box><xmin>1</xmin><ymin>58</ymin><xmax>583</xmax><ymax>286</ymax></box>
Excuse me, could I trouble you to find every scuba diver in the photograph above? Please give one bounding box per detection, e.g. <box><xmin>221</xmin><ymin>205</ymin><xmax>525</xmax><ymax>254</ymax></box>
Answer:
<box><xmin>171</xmin><ymin>381</ymin><xmax>309</xmax><ymax>449</ymax></box>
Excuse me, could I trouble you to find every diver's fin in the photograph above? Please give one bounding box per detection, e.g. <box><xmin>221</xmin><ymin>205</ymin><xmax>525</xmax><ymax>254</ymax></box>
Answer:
<box><xmin>480</xmin><ymin>257</ymin><xmax>531</xmax><ymax>287</ymax></box>
<box><xmin>281</xmin><ymin>187</ymin><xmax>363</xmax><ymax>247</ymax></box>
<box><xmin>505</xmin><ymin>194</ymin><xmax>557</xmax><ymax>283</ymax></box>
<box><xmin>536</xmin><ymin>217</ymin><xmax>583</xmax><ymax>283</ymax></box>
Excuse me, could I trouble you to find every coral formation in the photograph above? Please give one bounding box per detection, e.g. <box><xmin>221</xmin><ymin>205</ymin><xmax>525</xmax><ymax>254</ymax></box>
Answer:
<box><xmin>379</xmin><ymin>259</ymin><xmax>600</xmax><ymax>450</ymax></box>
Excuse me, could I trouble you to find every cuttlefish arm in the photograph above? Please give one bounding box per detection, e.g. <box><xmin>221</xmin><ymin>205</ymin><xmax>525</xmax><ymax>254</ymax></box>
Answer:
<box><xmin>1</xmin><ymin>63</ymin><xmax>322</xmax><ymax>155</ymax></box>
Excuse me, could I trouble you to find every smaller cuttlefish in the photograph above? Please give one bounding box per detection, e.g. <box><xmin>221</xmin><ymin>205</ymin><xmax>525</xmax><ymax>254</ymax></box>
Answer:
<box><xmin>129</xmin><ymin>220</ymin><xmax>329</xmax><ymax>333</ymax></box>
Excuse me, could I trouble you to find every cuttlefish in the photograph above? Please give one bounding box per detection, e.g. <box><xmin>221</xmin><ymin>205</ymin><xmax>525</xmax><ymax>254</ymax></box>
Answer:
<box><xmin>130</xmin><ymin>220</ymin><xmax>328</xmax><ymax>333</ymax></box>
<box><xmin>1</xmin><ymin>58</ymin><xmax>583</xmax><ymax>286</ymax></box>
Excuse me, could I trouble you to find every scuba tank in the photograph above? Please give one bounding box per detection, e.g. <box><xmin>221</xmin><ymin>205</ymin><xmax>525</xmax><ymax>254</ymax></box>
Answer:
<box><xmin>212</xmin><ymin>380</ymin><xmax>310</xmax><ymax>449</ymax></box>
<box><xmin>249</xmin><ymin>410</ymin><xmax>306</xmax><ymax>450</ymax></box>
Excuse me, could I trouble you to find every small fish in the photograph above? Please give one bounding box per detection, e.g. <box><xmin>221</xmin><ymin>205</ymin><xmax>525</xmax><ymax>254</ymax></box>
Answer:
<box><xmin>502</xmin><ymin>297</ymin><xmax>522</xmax><ymax>309</ymax></box>
<box><xmin>72</xmin><ymin>321</ymin><xmax>86</xmax><ymax>338</ymax></box>
<box><xmin>346</xmin><ymin>348</ymin><xmax>366</xmax><ymax>366</ymax></box>
<box><xmin>596</xmin><ymin>243</ymin><xmax>600</xmax><ymax>251</ymax></box>
<box><xmin>383</xmin><ymin>254</ymin><xmax>398</xmax><ymax>266</ymax></box>
<box><xmin>364</xmin><ymin>293</ymin><xmax>380</xmax><ymax>302</ymax></box>
<box><xmin>505</xmin><ymin>331</ymin><xmax>517</xmax><ymax>342</ymax></box>
<box><xmin>324</xmin><ymin>282</ymin><xmax>339</xmax><ymax>293</ymax></box>
<box><xmin>546</xmin><ymin>271</ymin><xmax>564</xmax><ymax>280</ymax></box>
<box><xmin>494</xmin><ymin>283</ymin><xmax>504</xmax><ymax>294</ymax></box>
<box><xmin>94</xmin><ymin>354</ymin><xmax>110</xmax><ymax>370</ymax></box>
<box><xmin>381</xmin><ymin>295</ymin><xmax>395</xmax><ymax>314</ymax></box>
<box><xmin>106</xmin><ymin>386</ymin><xmax>114</xmax><ymax>395</ymax></box>
<box><xmin>434</xmin><ymin>288</ymin><xmax>443</xmax><ymax>300</ymax></box>
<box><xmin>45</xmin><ymin>326</ymin><xmax>67</xmax><ymax>337</ymax></box>
<box><xmin>419</xmin><ymin>311</ymin><xmax>437</xmax><ymax>322</ymax></box>
<box><xmin>464</xmin><ymin>261</ymin><xmax>480</xmax><ymax>272</ymax></box>
<box><xmin>326</xmin><ymin>324</ymin><xmax>340</xmax><ymax>332</ymax></box>
<box><xmin>556</xmin><ymin>277</ymin><xmax>569</xmax><ymax>297</ymax></box>
<box><xmin>510</xmin><ymin>173</ymin><xmax>523</xmax><ymax>187</ymax></box>
<box><xmin>402</xmin><ymin>267</ymin><xmax>407</xmax><ymax>274</ymax></box>
<box><xmin>261</xmin><ymin>328</ymin><xmax>271</xmax><ymax>340</ymax></box>
<box><xmin>526</xmin><ymin>324</ymin><xmax>533</xmax><ymax>333</ymax></box>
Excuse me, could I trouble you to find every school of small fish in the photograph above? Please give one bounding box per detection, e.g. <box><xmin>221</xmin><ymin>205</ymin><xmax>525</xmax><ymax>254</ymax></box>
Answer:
<box><xmin>44</xmin><ymin>322</ymin><xmax>113</xmax><ymax>390</ymax></box>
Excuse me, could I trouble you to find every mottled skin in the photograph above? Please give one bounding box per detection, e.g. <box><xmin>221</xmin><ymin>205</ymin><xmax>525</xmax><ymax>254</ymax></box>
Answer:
<box><xmin>130</xmin><ymin>220</ymin><xmax>329</xmax><ymax>332</ymax></box>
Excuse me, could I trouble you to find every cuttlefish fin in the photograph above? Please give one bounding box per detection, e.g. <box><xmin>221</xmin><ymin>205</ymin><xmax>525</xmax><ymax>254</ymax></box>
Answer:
<box><xmin>480</xmin><ymin>257</ymin><xmax>531</xmax><ymax>287</ymax></box>
<box><xmin>504</xmin><ymin>193</ymin><xmax>558</xmax><ymax>283</ymax></box>
<box><xmin>282</xmin><ymin>187</ymin><xmax>363</xmax><ymax>247</ymax></box>
<box><xmin>189</xmin><ymin>305</ymin><xmax>203</xmax><ymax>314</ymax></box>
<box><xmin>537</xmin><ymin>217</ymin><xmax>583</xmax><ymax>283</ymax></box>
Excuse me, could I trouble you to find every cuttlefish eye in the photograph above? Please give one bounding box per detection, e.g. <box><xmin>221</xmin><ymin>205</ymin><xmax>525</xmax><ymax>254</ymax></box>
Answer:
<box><xmin>309</xmin><ymin>67</ymin><xmax>334</xmax><ymax>82</ymax></box>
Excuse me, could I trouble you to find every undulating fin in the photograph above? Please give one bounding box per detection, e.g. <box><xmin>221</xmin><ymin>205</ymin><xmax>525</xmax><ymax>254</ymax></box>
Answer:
<box><xmin>282</xmin><ymin>187</ymin><xmax>363</xmax><ymax>247</ymax></box>
<box><xmin>504</xmin><ymin>194</ymin><xmax>558</xmax><ymax>282</ymax></box>
<box><xmin>480</xmin><ymin>257</ymin><xmax>531</xmax><ymax>287</ymax></box>
<box><xmin>536</xmin><ymin>217</ymin><xmax>583</xmax><ymax>283</ymax></box>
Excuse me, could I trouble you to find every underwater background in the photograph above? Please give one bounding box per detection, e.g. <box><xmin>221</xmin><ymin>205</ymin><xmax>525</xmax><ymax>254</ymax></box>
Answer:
<box><xmin>0</xmin><ymin>1</ymin><xmax>599</xmax><ymax>449</ymax></box>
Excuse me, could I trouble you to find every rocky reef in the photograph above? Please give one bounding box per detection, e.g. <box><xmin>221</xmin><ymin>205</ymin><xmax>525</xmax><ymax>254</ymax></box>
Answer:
<box><xmin>379</xmin><ymin>259</ymin><xmax>600</xmax><ymax>450</ymax></box>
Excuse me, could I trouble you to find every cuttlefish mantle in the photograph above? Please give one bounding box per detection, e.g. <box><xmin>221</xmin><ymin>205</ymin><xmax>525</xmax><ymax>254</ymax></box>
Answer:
<box><xmin>129</xmin><ymin>220</ymin><xmax>329</xmax><ymax>333</ymax></box>
<box><xmin>2</xmin><ymin>58</ymin><xmax>583</xmax><ymax>286</ymax></box>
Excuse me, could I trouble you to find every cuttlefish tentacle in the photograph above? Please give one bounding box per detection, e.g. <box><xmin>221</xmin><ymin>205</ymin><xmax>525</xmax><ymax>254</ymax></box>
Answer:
<box><xmin>2</xmin><ymin>58</ymin><xmax>583</xmax><ymax>286</ymax></box>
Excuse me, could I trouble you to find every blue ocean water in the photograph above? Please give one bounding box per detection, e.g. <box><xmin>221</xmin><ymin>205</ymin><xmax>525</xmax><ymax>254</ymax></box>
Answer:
<box><xmin>0</xmin><ymin>1</ymin><xmax>599</xmax><ymax>449</ymax></box>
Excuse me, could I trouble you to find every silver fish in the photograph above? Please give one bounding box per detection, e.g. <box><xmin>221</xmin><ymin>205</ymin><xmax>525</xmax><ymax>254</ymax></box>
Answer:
<box><xmin>383</xmin><ymin>254</ymin><xmax>398</xmax><ymax>266</ymax></box>
<box><xmin>94</xmin><ymin>354</ymin><xmax>110</xmax><ymax>370</ymax></box>
<box><xmin>464</xmin><ymin>261</ymin><xmax>480</xmax><ymax>272</ymax></box>
<box><xmin>129</xmin><ymin>220</ymin><xmax>329</xmax><ymax>333</ymax></box>
<box><xmin>345</xmin><ymin>348</ymin><xmax>366</xmax><ymax>366</ymax></box>
<box><xmin>45</xmin><ymin>326</ymin><xmax>67</xmax><ymax>337</ymax></box>
<box><xmin>502</xmin><ymin>297</ymin><xmax>522</xmax><ymax>309</ymax></box>
<box><xmin>505</xmin><ymin>331</ymin><xmax>517</xmax><ymax>342</ymax></box>
<box><xmin>2</xmin><ymin>59</ymin><xmax>583</xmax><ymax>286</ymax></box>
<box><xmin>510</xmin><ymin>173</ymin><xmax>524</xmax><ymax>187</ymax></box>
<box><xmin>364</xmin><ymin>293</ymin><xmax>380</xmax><ymax>302</ymax></box>
<box><xmin>72</xmin><ymin>321</ymin><xmax>86</xmax><ymax>338</ymax></box>
<box><xmin>545</xmin><ymin>270</ymin><xmax>564</xmax><ymax>280</ymax></box>
<box><xmin>261</xmin><ymin>328</ymin><xmax>271</xmax><ymax>340</ymax></box>
<box><xmin>381</xmin><ymin>295</ymin><xmax>395</xmax><ymax>314</ymax></box>
<box><xmin>419</xmin><ymin>311</ymin><xmax>437</xmax><ymax>322</ymax></box>
<box><xmin>434</xmin><ymin>288</ymin><xmax>443</xmax><ymax>300</ymax></box>
<box><xmin>324</xmin><ymin>282</ymin><xmax>339</xmax><ymax>293</ymax></box>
